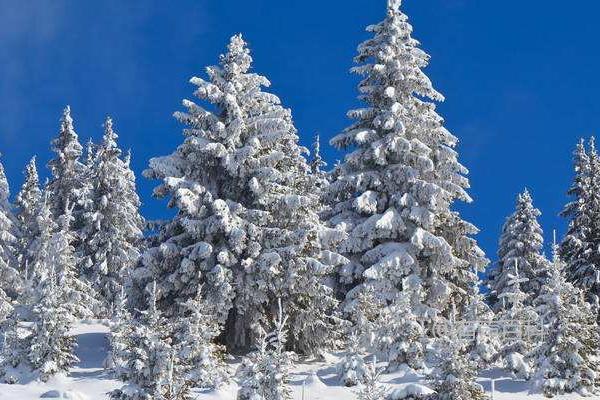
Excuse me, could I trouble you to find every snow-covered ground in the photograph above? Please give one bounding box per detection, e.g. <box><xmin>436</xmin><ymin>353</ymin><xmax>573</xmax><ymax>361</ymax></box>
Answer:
<box><xmin>0</xmin><ymin>322</ymin><xmax>590</xmax><ymax>399</ymax></box>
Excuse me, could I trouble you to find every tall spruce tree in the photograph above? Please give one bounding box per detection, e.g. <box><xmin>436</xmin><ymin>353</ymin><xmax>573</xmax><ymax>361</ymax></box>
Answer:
<box><xmin>531</xmin><ymin>244</ymin><xmax>600</xmax><ymax>397</ymax></box>
<box><xmin>53</xmin><ymin>206</ymin><xmax>99</xmax><ymax>319</ymax></box>
<box><xmin>15</xmin><ymin>157</ymin><xmax>42</xmax><ymax>274</ymax></box>
<box><xmin>1</xmin><ymin>202</ymin><xmax>81</xmax><ymax>382</ymax></box>
<box><xmin>326</xmin><ymin>0</ymin><xmax>487</xmax><ymax>346</ymax></box>
<box><xmin>80</xmin><ymin>118</ymin><xmax>144</xmax><ymax>314</ymax></box>
<box><xmin>26</xmin><ymin>266</ymin><xmax>79</xmax><ymax>382</ymax></box>
<box><xmin>111</xmin><ymin>282</ymin><xmax>191</xmax><ymax>400</ymax></box>
<box><xmin>135</xmin><ymin>34</ymin><xmax>345</xmax><ymax>353</ymax></box>
<box><xmin>429</xmin><ymin>338</ymin><xmax>488</xmax><ymax>400</ymax></box>
<box><xmin>0</xmin><ymin>157</ymin><xmax>19</xmax><ymax>300</ymax></box>
<box><xmin>494</xmin><ymin>264</ymin><xmax>539</xmax><ymax>379</ymax></box>
<box><xmin>487</xmin><ymin>189</ymin><xmax>548</xmax><ymax>310</ymax></box>
<box><xmin>47</xmin><ymin>106</ymin><xmax>85</xmax><ymax>221</ymax></box>
<box><xmin>236</xmin><ymin>300</ymin><xmax>295</xmax><ymax>400</ymax></box>
<box><xmin>561</xmin><ymin>138</ymin><xmax>600</xmax><ymax>314</ymax></box>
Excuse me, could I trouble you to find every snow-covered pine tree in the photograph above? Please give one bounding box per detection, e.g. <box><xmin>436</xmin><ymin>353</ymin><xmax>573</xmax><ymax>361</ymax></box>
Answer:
<box><xmin>0</xmin><ymin>156</ymin><xmax>20</xmax><ymax>301</ymax></box>
<box><xmin>26</xmin><ymin>264</ymin><xmax>79</xmax><ymax>381</ymax></box>
<box><xmin>337</xmin><ymin>333</ymin><xmax>368</xmax><ymax>386</ymax></box>
<box><xmin>465</xmin><ymin>282</ymin><xmax>499</xmax><ymax>369</ymax></box>
<box><xmin>104</xmin><ymin>288</ymin><xmax>131</xmax><ymax>379</ymax></box>
<box><xmin>494</xmin><ymin>263</ymin><xmax>539</xmax><ymax>379</ymax></box>
<box><xmin>46</xmin><ymin>106</ymin><xmax>85</xmax><ymax>221</ymax></box>
<box><xmin>52</xmin><ymin>204</ymin><xmax>99</xmax><ymax>319</ymax></box>
<box><xmin>355</xmin><ymin>359</ymin><xmax>388</xmax><ymax>400</ymax></box>
<box><xmin>0</xmin><ymin>288</ymin><xmax>11</xmax><ymax>323</ymax></box>
<box><xmin>0</xmin><ymin>308</ymin><xmax>28</xmax><ymax>383</ymax></box>
<box><xmin>487</xmin><ymin>189</ymin><xmax>548</xmax><ymax>310</ymax></box>
<box><xmin>310</xmin><ymin>133</ymin><xmax>329</xmax><ymax>193</ymax></box>
<box><xmin>111</xmin><ymin>282</ymin><xmax>191</xmax><ymax>400</ymax></box>
<box><xmin>175</xmin><ymin>284</ymin><xmax>229</xmax><ymax>389</ymax></box>
<box><xmin>20</xmin><ymin>197</ymin><xmax>55</xmax><ymax>306</ymax></box>
<box><xmin>136</xmin><ymin>34</ymin><xmax>344</xmax><ymax>353</ymax></box>
<box><xmin>531</xmin><ymin>243</ymin><xmax>600</xmax><ymax>397</ymax></box>
<box><xmin>80</xmin><ymin>118</ymin><xmax>144</xmax><ymax>315</ymax></box>
<box><xmin>373</xmin><ymin>275</ymin><xmax>426</xmax><ymax>371</ymax></box>
<box><xmin>429</xmin><ymin>338</ymin><xmax>487</xmax><ymax>400</ymax></box>
<box><xmin>236</xmin><ymin>300</ymin><xmax>295</xmax><ymax>400</ymax></box>
<box><xmin>326</xmin><ymin>0</ymin><xmax>487</xmax><ymax>338</ymax></box>
<box><xmin>561</xmin><ymin>137</ymin><xmax>600</xmax><ymax>316</ymax></box>
<box><xmin>15</xmin><ymin>156</ymin><xmax>42</xmax><ymax>274</ymax></box>
<box><xmin>85</xmin><ymin>138</ymin><xmax>98</xmax><ymax>169</ymax></box>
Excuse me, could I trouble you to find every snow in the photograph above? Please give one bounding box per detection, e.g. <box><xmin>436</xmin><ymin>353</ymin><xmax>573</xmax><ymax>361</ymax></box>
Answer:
<box><xmin>0</xmin><ymin>322</ymin><xmax>592</xmax><ymax>399</ymax></box>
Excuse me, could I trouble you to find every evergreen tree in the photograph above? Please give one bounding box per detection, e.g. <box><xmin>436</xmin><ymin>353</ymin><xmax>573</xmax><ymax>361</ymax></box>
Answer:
<box><xmin>465</xmin><ymin>283</ymin><xmax>499</xmax><ymax>369</ymax></box>
<box><xmin>561</xmin><ymin>137</ymin><xmax>600</xmax><ymax>315</ymax></box>
<box><xmin>111</xmin><ymin>282</ymin><xmax>191</xmax><ymax>400</ymax></box>
<box><xmin>20</xmin><ymin>197</ymin><xmax>55</xmax><ymax>305</ymax></box>
<box><xmin>0</xmin><ymin>309</ymin><xmax>28</xmax><ymax>383</ymax></box>
<box><xmin>27</xmin><ymin>266</ymin><xmax>79</xmax><ymax>382</ymax></box>
<box><xmin>1</xmin><ymin>218</ymin><xmax>80</xmax><ymax>383</ymax></box>
<box><xmin>81</xmin><ymin>117</ymin><xmax>144</xmax><ymax>314</ymax></box>
<box><xmin>175</xmin><ymin>284</ymin><xmax>229</xmax><ymax>389</ymax></box>
<box><xmin>531</xmin><ymin>244</ymin><xmax>600</xmax><ymax>396</ymax></box>
<box><xmin>46</xmin><ymin>106</ymin><xmax>85</xmax><ymax>221</ymax></box>
<box><xmin>85</xmin><ymin>138</ymin><xmax>98</xmax><ymax>169</ymax></box>
<box><xmin>488</xmin><ymin>189</ymin><xmax>548</xmax><ymax>310</ymax></box>
<box><xmin>337</xmin><ymin>334</ymin><xmax>368</xmax><ymax>387</ymax></box>
<box><xmin>310</xmin><ymin>133</ymin><xmax>329</xmax><ymax>193</ymax></box>
<box><xmin>15</xmin><ymin>156</ymin><xmax>42</xmax><ymax>274</ymax></box>
<box><xmin>494</xmin><ymin>263</ymin><xmax>539</xmax><ymax>379</ymax></box>
<box><xmin>136</xmin><ymin>34</ymin><xmax>344</xmax><ymax>353</ymax></box>
<box><xmin>236</xmin><ymin>300</ymin><xmax>295</xmax><ymax>400</ymax></box>
<box><xmin>104</xmin><ymin>288</ymin><xmax>131</xmax><ymax>379</ymax></box>
<box><xmin>53</xmin><ymin>205</ymin><xmax>99</xmax><ymax>319</ymax></box>
<box><xmin>429</xmin><ymin>338</ymin><xmax>487</xmax><ymax>400</ymax></box>
<box><xmin>372</xmin><ymin>275</ymin><xmax>426</xmax><ymax>371</ymax></box>
<box><xmin>310</xmin><ymin>133</ymin><xmax>327</xmax><ymax>176</ymax></box>
<box><xmin>0</xmin><ymin>156</ymin><xmax>19</xmax><ymax>300</ymax></box>
<box><xmin>355</xmin><ymin>359</ymin><xmax>388</xmax><ymax>400</ymax></box>
<box><xmin>325</xmin><ymin>0</ymin><xmax>487</xmax><ymax>341</ymax></box>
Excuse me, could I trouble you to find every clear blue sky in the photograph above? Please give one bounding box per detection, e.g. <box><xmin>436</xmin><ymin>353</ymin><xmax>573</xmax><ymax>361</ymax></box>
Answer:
<box><xmin>0</xmin><ymin>0</ymin><xmax>597</xmax><ymax>264</ymax></box>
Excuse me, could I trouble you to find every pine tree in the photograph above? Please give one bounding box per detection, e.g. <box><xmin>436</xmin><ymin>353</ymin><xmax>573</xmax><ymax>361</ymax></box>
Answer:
<box><xmin>20</xmin><ymin>197</ymin><xmax>55</xmax><ymax>305</ymax></box>
<box><xmin>175</xmin><ymin>284</ymin><xmax>229</xmax><ymax>389</ymax></box>
<box><xmin>15</xmin><ymin>156</ymin><xmax>42</xmax><ymax>274</ymax></box>
<box><xmin>325</xmin><ymin>0</ymin><xmax>487</xmax><ymax>341</ymax></box>
<box><xmin>46</xmin><ymin>106</ymin><xmax>85</xmax><ymax>221</ymax></box>
<box><xmin>20</xmin><ymin>197</ymin><xmax>97</xmax><ymax>319</ymax></box>
<box><xmin>464</xmin><ymin>283</ymin><xmax>499</xmax><ymax>369</ymax></box>
<box><xmin>2</xmin><ymin>221</ymin><xmax>81</xmax><ymax>383</ymax></box>
<box><xmin>337</xmin><ymin>334</ymin><xmax>368</xmax><ymax>387</ymax></box>
<box><xmin>310</xmin><ymin>133</ymin><xmax>329</xmax><ymax>192</ymax></box>
<box><xmin>0</xmin><ymin>157</ymin><xmax>19</xmax><ymax>300</ymax></box>
<box><xmin>488</xmin><ymin>189</ymin><xmax>548</xmax><ymax>310</ymax></box>
<box><xmin>372</xmin><ymin>275</ymin><xmax>426</xmax><ymax>371</ymax></box>
<box><xmin>236</xmin><ymin>300</ymin><xmax>295</xmax><ymax>400</ymax></box>
<box><xmin>52</xmin><ymin>205</ymin><xmax>99</xmax><ymax>319</ymax></box>
<box><xmin>494</xmin><ymin>263</ymin><xmax>539</xmax><ymax>379</ymax></box>
<box><xmin>429</xmin><ymin>338</ymin><xmax>488</xmax><ymax>400</ymax></box>
<box><xmin>80</xmin><ymin>117</ymin><xmax>144</xmax><ymax>314</ymax></box>
<box><xmin>355</xmin><ymin>359</ymin><xmax>388</xmax><ymax>400</ymax></box>
<box><xmin>561</xmin><ymin>137</ymin><xmax>600</xmax><ymax>316</ymax></box>
<box><xmin>27</xmin><ymin>266</ymin><xmax>79</xmax><ymax>382</ymax></box>
<box><xmin>111</xmin><ymin>282</ymin><xmax>191</xmax><ymax>400</ymax></box>
<box><xmin>0</xmin><ymin>309</ymin><xmax>28</xmax><ymax>383</ymax></box>
<box><xmin>531</xmin><ymin>244</ymin><xmax>600</xmax><ymax>396</ymax></box>
<box><xmin>136</xmin><ymin>34</ymin><xmax>344</xmax><ymax>353</ymax></box>
<box><xmin>104</xmin><ymin>288</ymin><xmax>131</xmax><ymax>379</ymax></box>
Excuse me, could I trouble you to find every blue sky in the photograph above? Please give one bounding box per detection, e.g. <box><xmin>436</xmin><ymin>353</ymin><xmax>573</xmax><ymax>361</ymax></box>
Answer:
<box><xmin>0</xmin><ymin>0</ymin><xmax>597</xmax><ymax>264</ymax></box>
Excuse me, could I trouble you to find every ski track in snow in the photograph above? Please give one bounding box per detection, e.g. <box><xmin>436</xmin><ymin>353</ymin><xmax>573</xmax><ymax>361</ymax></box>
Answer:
<box><xmin>0</xmin><ymin>322</ymin><xmax>592</xmax><ymax>399</ymax></box>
